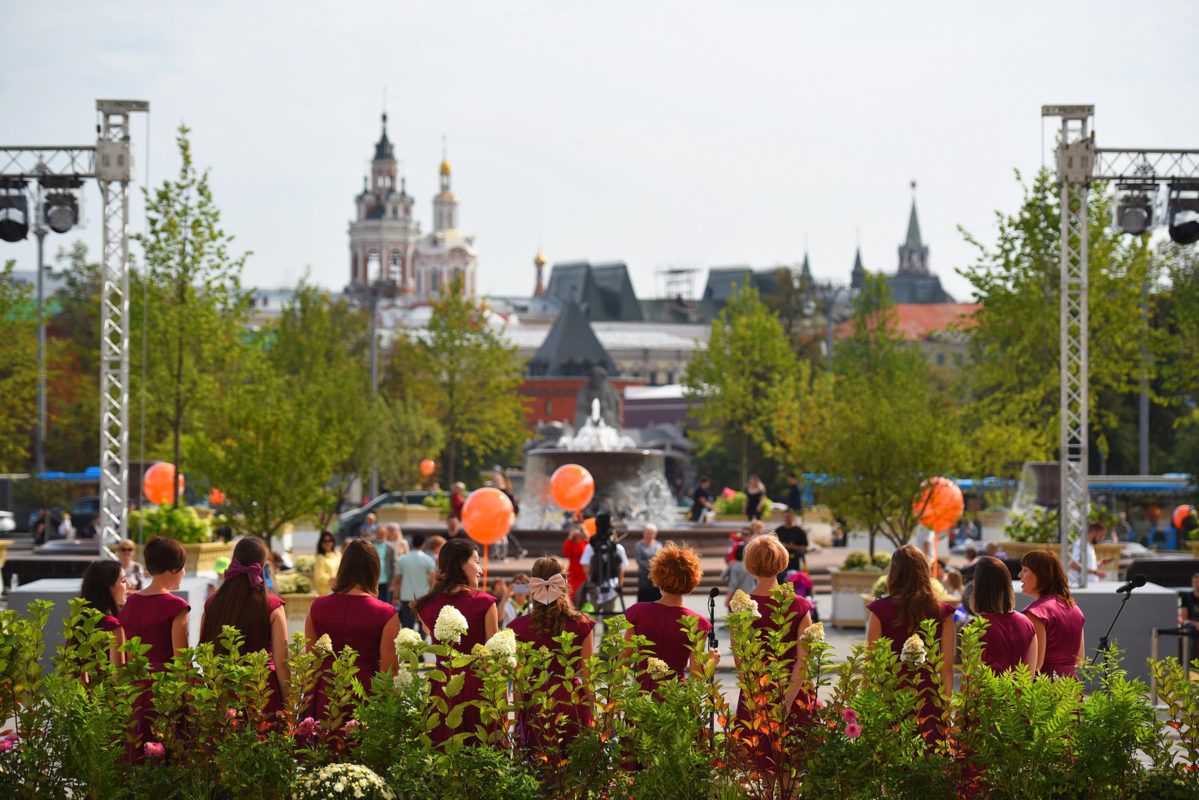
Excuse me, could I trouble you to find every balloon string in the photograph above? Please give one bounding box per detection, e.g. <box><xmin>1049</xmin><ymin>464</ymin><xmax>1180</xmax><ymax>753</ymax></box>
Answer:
<box><xmin>483</xmin><ymin>544</ymin><xmax>489</xmax><ymax>589</ymax></box>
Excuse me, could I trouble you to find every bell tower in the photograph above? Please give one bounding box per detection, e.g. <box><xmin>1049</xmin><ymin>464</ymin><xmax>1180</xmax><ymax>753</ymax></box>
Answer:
<box><xmin>348</xmin><ymin>112</ymin><xmax>420</xmax><ymax>291</ymax></box>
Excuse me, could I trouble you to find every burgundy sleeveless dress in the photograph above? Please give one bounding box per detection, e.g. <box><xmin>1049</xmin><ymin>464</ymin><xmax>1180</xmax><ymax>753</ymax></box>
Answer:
<box><xmin>1023</xmin><ymin>595</ymin><xmax>1085</xmax><ymax>679</ymax></box>
<box><xmin>625</xmin><ymin>601</ymin><xmax>712</xmax><ymax>692</ymax></box>
<box><xmin>308</xmin><ymin>592</ymin><xmax>398</xmax><ymax>718</ymax></box>
<box><xmin>100</xmin><ymin>614</ymin><xmax>122</xmax><ymax>633</ymax></box>
<box><xmin>119</xmin><ymin>591</ymin><xmax>190</xmax><ymax>745</ymax></box>
<box><xmin>418</xmin><ymin>589</ymin><xmax>497</xmax><ymax>744</ymax></box>
<box><xmin>508</xmin><ymin>613</ymin><xmax>595</xmax><ymax>752</ymax></box>
<box><xmin>973</xmin><ymin>612</ymin><xmax>1036</xmax><ymax>673</ymax></box>
<box><xmin>733</xmin><ymin>593</ymin><xmax>814</xmax><ymax>774</ymax></box>
<box><xmin>205</xmin><ymin>593</ymin><xmax>287</xmax><ymax>716</ymax></box>
<box><xmin>866</xmin><ymin>596</ymin><xmax>955</xmax><ymax>744</ymax></box>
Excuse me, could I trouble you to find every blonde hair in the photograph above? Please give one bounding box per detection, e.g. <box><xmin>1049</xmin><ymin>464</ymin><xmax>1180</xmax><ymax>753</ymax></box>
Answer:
<box><xmin>744</xmin><ymin>534</ymin><xmax>788</xmax><ymax>578</ymax></box>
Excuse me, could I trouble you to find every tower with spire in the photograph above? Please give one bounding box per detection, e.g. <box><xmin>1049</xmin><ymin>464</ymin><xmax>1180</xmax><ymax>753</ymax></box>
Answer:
<box><xmin>414</xmin><ymin>140</ymin><xmax>478</xmax><ymax>298</ymax></box>
<box><xmin>348</xmin><ymin>113</ymin><xmax>419</xmax><ymax>291</ymax></box>
<box><xmin>897</xmin><ymin>181</ymin><xmax>930</xmax><ymax>275</ymax></box>
<box><xmin>885</xmin><ymin>181</ymin><xmax>953</xmax><ymax>303</ymax></box>
<box><xmin>533</xmin><ymin>250</ymin><xmax>547</xmax><ymax>297</ymax></box>
<box><xmin>850</xmin><ymin>246</ymin><xmax>865</xmax><ymax>291</ymax></box>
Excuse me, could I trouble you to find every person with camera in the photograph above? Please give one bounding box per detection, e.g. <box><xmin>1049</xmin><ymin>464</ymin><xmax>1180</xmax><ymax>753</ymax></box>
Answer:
<box><xmin>579</xmin><ymin>513</ymin><xmax>628</xmax><ymax>615</ymax></box>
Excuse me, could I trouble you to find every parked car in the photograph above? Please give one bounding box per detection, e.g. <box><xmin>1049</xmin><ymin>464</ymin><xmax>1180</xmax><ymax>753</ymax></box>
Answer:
<box><xmin>336</xmin><ymin>491</ymin><xmax>435</xmax><ymax>541</ymax></box>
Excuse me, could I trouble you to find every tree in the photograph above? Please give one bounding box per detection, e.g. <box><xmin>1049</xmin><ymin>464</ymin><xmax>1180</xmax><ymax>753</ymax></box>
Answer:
<box><xmin>137</xmin><ymin>126</ymin><xmax>250</xmax><ymax>504</ymax></box>
<box><xmin>794</xmin><ymin>274</ymin><xmax>964</xmax><ymax>553</ymax></box>
<box><xmin>683</xmin><ymin>282</ymin><xmax>805</xmax><ymax>488</ymax></box>
<box><xmin>0</xmin><ymin>261</ymin><xmax>37</xmax><ymax>471</ymax></box>
<box><xmin>375</xmin><ymin>389</ymin><xmax>445</xmax><ymax>497</ymax></box>
<box><xmin>387</xmin><ymin>279</ymin><xmax>527</xmax><ymax>486</ymax></box>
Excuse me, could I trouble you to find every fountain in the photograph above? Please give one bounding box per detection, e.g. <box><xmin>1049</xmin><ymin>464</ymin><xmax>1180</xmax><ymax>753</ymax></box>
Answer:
<box><xmin>522</xmin><ymin>399</ymin><xmax>677</xmax><ymax>527</ymax></box>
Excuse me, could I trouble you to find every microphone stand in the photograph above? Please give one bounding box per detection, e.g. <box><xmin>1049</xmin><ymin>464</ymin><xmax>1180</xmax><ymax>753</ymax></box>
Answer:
<box><xmin>1092</xmin><ymin>587</ymin><xmax>1137</xmax><ymax>667</ymax></box>
<box><xmin>707</xmin><ymin>589</ymin><xmax>719</xmax><ymax>736</ymax></box>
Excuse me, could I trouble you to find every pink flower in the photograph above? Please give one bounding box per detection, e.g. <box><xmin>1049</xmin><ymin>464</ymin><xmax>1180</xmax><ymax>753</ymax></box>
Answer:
<box><xmin>144</xmin><ymin>741</ymin><xmax>165</xmax><ymax>758</ymax></box>
<box><xmin>294</xmin><ymin>717</ymin><xmax>317</xmax><ymax>737</ymax></box>
<box><xmin>343</xmin><ymin>719</ymin><xmax>361</xmax><ymax>732</ymax></box>
<box><xmin>225</xmin><ymin>708</ymin><xmax>238</xmax><ymax>721</ymax></box>
<box><xmin>845</xmin><ymin>722</ymin><xmax>862</xmax><ymax>739</ymax></box>
<box><xmin>814</xmin><ymin>700</ymin><xmax>826</xmax><ymax>710</ymax></box>
<box><xmin>0</xmin><ymin>737</ymin><xmax>14</xmax><ymax>753</ymax></box>
<box><xmin>842</xmin><ymin>708</ymin><xmax>858</xmax><ymax>724</ymax></box>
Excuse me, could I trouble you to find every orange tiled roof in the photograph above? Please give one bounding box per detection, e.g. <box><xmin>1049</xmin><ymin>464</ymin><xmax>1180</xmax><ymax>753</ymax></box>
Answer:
<box><xmin>835</xmin><ymin>303</ymin><xmax>981</xmax><ymax>341</ymax></box>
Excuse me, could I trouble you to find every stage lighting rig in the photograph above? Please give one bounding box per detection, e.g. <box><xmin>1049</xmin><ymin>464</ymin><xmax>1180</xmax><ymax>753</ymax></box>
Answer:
<box><xmin>41</xmin><ymin>176</ymin><xmax>84</xmax><ymax>234</ymax></box>
<box><xmin>1113</xmin><ymin>183</ymin><xmax>1155</xmax><ymax>235</ymax></box>
<box><xmin>0</xmin><ymin>178</ymin><xmax>29</xmax><ymax>242</ymax></box>
<box><xmin>1166</xmin><ymin>182</ymin><xmax>1199</xmax><ymax>245</ymax></box>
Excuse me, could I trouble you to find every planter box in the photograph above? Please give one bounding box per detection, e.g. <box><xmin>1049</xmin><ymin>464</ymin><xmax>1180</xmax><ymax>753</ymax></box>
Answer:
<box><xmin>127</xmin><ymin>541</ymin><xmax>236</xmax><ymax>576</ymax></box>
<box><xmin>1095</xmin><ymin>543</ymin><xmax>1124</xmax><ymax>569</ymax></box>
<box><xmin>378</xmin><ymin>506</ymin><xmax>442</xmax><ymax>526</ymax></box>
<box><xmin>279</xmin><ymin>592</ymin><xmax>320</xmax><ymax>631</ymax></box>
<box><xmin>998</xmin><ymin>541</ymin><xmax>1057</xmax><ymax>560</ymax></box>
<box><xmin>829</xmin><ymin>568</ymin><xmax>884</xmax><ymax>628</ymax></box>
<box><xmin>1183</xmin><ymin>540</ymin><xmax>1199</xmax><ymax>558</ymax></box>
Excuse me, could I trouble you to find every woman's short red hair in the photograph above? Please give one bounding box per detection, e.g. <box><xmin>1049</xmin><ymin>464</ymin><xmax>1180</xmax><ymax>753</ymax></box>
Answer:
<box><xmin>649</xmin><ymin>543</ymin><xmax>703</xmax><ymax>595</ymax></box>
<box><xmin>744</xmin><ymin>535</ymin><xmax>788</xmax><ymax>578</ymax></box>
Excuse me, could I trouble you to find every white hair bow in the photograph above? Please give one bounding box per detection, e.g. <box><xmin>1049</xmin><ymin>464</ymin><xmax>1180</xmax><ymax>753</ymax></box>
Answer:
<box><xmin>528</xmin><ymin>573</ymin><xmax>567</xmax><ymax>605</ymax></box>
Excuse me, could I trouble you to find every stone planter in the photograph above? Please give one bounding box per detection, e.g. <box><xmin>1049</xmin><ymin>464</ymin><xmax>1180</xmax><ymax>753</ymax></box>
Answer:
<box><xmin>1183</xmin><ymin>540</ymin><xmax>1199</xmax><ymax>558</ymax></box>
<box><xmin>279</xmin><ymin>592</ymin><xmax>320</xmax><ymax>630</ymax></box>
<box><xmin>378</xmin><ymin>506</ymin><xmax>441</xmax><ymax>526</ymax></box>
<box><xmin>997</xmin><ymin>541</ymin><xmax>1056</xmax><ymax>560</ymax></box>
<box><xmin>1095</xmin><ymin>543</ymin><xmax>1124</xmax><ymax>568</ymax></box>
<box><xmin>0</xmin><ymin>539</ymin><xmax>11</xmax><ymax>570</ymax></box>
<box><xmin>829</xmin><ymin>568</ymin><xmax>884</xmax><ymax>628</ymax></box>
<box><xmin>128</xmin><ymin>541</ymin><xmax>236</xmax><ymax>575</ymax></box>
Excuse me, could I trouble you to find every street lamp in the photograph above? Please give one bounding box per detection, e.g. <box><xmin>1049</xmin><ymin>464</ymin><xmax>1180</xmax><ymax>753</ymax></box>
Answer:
<box><xmin>353</xmin><ymin>278</ymin><xmax>398</xmax><ymax>500</ymax></box>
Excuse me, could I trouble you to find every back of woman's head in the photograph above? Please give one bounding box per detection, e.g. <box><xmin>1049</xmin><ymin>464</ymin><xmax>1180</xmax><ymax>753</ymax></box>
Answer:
<box><xmin>1020</xmin><ymin>549</ymin><xmax>1073</xmax><ymax>606</ymax></box>
<box><xmin>969</xmin><ymin>556</ymin><xmax>1014</xmax><ymax>614</ymax></box>
<box><xmin>200</xmin><ymin>536</ymin><xmax>271</xmax><ymax>653</ymax></box>
<box><xmin>529</xmin><ymin>556</ymin><xmax>586</xmax><ymax>637</ymax></box>
<box><xmin>80</xmin><ymin>560</ymin><xmax>123</xmax><ymax>618</ymax></box>
<box><xmin>414</xmin><ymin>538</ymin><xmax>476</xmax><ymax>611</ymax></box>
<box><xmin>143</xmin><ymin>536</ymin><xmax>187</xmax><ymax>575</ymax></box>
<box><xmin>886</xmin><ymin>544</ymin><xmax>940</xmax><ymax>629</ymax></box>
<box><xmin>334</xmin><ymin>539</ymin><xmax>381</xmax><ymax>594</ymax></box>
<box><xmin>744</xmin><ymin>534</ymin><xmax>787</xmax><ymax>578</ymax></box>
<box><xmin>649</xmin><ymin>543</ymin><xmax>702</xmax><ymax>595</ymax></box>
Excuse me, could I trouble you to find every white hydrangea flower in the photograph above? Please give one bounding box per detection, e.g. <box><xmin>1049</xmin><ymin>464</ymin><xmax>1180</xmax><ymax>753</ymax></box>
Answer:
<box><xmin>393</xmin><ymin>668</ymin><xmax>414</xmax><ymax>692</ymax></box>
<box><xmin>313</xmin><ymin>633</ymin><xmax>333</xmax><ymax>656</ymax></box>
<box><xmin>802</xmin><ymin>621</ymin><xmax>825</xmax><ymax>643</ymax></box>
<box><xmin>729</xmin><ymin>589</ymin><xmax>761</xmax><ymax>619</ymax></box>
<box><xmin>647</xmin><ymin>657</ymin><xmax>670</xmax><ymax>678</ymax></box>
<box><xmin>900</xmin><ymin>634</ymin><xmax>927</xmax><ymax>665</ymax></box>
<box><xmin>504</xmin><ymin>655</ymin><xmax>517</xmax><ymax>670</ymax></box>
<box><xmin>394</xmin><ymin>628</ymin><xmax>422</xmax><ymax>657</ymax></box>
<box><xmin>433</xmin><ymin>604</ymin><xmax>469</xmax><ymax>645</ymax></box>
<box><xmin>484</xmin><ymin>628</ymin><xmax>516</xmax><ymax>660</ymax></box>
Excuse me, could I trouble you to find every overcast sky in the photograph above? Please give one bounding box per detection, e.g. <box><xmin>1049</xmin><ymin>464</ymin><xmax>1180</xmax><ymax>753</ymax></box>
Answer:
<box><xmin>3</xmin><ymin>1</ymin><xmax>1198</xmax><ymax>305</ymax></box>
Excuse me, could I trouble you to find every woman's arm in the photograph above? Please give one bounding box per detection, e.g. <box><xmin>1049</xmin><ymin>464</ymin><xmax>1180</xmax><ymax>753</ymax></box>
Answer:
<box><xmin>171</xmin><ymin>610</ymin><xmax>189</xmax><ymax>657</ymax></box>
<box><xmin>110</xmin><ymin>627</ymin><xmax>126</xmax><ymax>667</ymax></box>
<box><xmin>268</xmin><ymin>606</ymin><xmax>290</xmax><ymax>696</ymax></box>
<box><xmin>1076</xmin><ymin>625</ymin><xmax>1086</xmax><ymax>670</ymax></box>
<box><xmin>1026</xmin><ymin>614</ymin><xmax>1047</xmax><ymax>673</ymax></box>
<box><xmin>782</xmin><ymin>612</ymin><xmax>813</xmax><ymax>706</ymax></box>
<box><xmin>304</xmin><ymin>612</ymin><xmax>316</xmax><ymax>650</ymax></box>
<box><xmin>939</xmin><ymin>617</ymin><xmax>955</xmax><ymax>697</ymax></box>
<box><xmin>484</xmin><ymin>603</ymin><xmax>499</xmax><ymax>641</ymax></box>
<box><xmin>1022</xmin><ymin>634</ymin><xmax>1037</xmax><ymax>672</ymax></box>
<box><xmin>378</xmin><ymin>614</ymin><xmax>401</xmax><ymax>675</ymax></box>
<box><xmin>866</xmin><ymin>612</ymin><xmax>881</xmax><ymax>645</ymax></box>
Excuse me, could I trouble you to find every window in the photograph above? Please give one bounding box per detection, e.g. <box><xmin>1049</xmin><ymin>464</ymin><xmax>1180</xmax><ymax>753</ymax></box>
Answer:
<box><xmin>544</xmin><ymin>400</ymin><xmax>552</xmax><ymax>415</ymax></box>
<box><xmin>649</xmin><ymin>371</ymin><xmax>658</xmax><ymax>386</ymax></box>
<box><xmin>366</xmin><ymin>249</ymin><xmax>380</xmax><ymax>278</ymax></box>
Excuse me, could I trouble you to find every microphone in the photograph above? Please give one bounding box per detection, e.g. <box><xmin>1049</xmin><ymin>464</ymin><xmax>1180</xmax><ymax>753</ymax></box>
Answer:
<box><xmin>708</xmin><ymin>587</ymin><xmax>720</xmax><ymax>600</ymax></box>
<box><xmin>1115</xmin><ymin>574</ymin><xmax>1146</xmax><ymax>594</ymax></box>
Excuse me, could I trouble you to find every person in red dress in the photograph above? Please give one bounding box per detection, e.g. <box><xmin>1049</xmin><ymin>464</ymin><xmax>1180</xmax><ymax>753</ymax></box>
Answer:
<box><xmin>561</xmin><ymin>525</ymin><xmax>589</xmax><ymax>606</ymax></box>
<box><xmin>624</xmin><ymin>543</ymin><xmax>716</xmax><ymax>692</ymax></box>
<box><xmin>966</xmin><ymin>555</ymin><xmax>1035</xmax><ymax>673</ymax></box>
<box><xmin>79</xmin><ymin>559</ymin><xmax>129</xmax><ymax>667</ymax></box>
<box><xmin>1019</xmin><ymin>550</ymin><xmax>1086</xmax><ymax>679</ymax></box>
<box><xmin>731</xmin><ymin>535</ymin><xmax>814</xmax><ymax>787</ymax></box>
<box><xmin>118</xmin><ymin>536</ymin><xmax>191</xmax><ymax>748</ymax></box>
<box><xmin>508</xmin><ymin>556</ymin><xmax>595</xmax><ymax>754</ymax></box>
<box><xmin>866</xmin><ymin>544</ymin><xmax>955</xmax><ymax>744</ymax></box>
<box><xmin>200</xmin><ymin>537</ymin><xmax>290</xmax><ymax>719</ymax></box>
<box><xmin>305</xmin><ymin>539</ymin><xmax>401</xmax><ymax>718</ymax></box>
<box><xmin>415</xmin><ymin>537</ymin><xmax>499</xmax><ymax>745</ymax></box>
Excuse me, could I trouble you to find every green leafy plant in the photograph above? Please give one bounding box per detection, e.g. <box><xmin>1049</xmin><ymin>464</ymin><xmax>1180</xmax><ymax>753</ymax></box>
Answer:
<box><xmin>714</xmin><ymin>491</ymin><xmax>747</xmax><ymax>516</ymax></box>
<box><xmin>840</xmin><ymin>551</ymin><xmax>878</xmax><ymax>571</ymax></box>
<box><xmin>126</xmin><ymin>504</ymin><xmax>211</xmax><ymax>544</ymax></box>
<box><xmin>1003</xmin><ymin>504</ymin><xmax>1117</xmax><ymax>543</ymax></box>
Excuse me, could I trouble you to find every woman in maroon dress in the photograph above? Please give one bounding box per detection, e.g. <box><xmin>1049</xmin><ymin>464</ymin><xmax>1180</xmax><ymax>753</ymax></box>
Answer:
<box><xmin>305</xmin><ymin>539</ymin><xmax>401</xmax><ymax>717</ymax></box>
<box><xmin>200</xmin><ymin>537</ymin><xmax>289</xmax><ymax>719</ymax></box>
<box><xmin>866</xmin><ymin>544</ymin><xmax>955</xmax><ymax>744</ymax></box>
<box><xmin>624</xmin><ymin>543</ymin><xmax>714</xmax><ymax>692</ymax></box>
<box><xmin>1019</xmin><ymin>549</ymin><xmax>1086</xmax><ymax>678</ymax></box>
<box><xmin>508</xmin><ymin>556</ymin><xmax>595</xmax><ymax>754</ymax></box>
<box><xmin>731</xmin><ymin>535</ymin><xmax>813</xmax><ymax>785</ymax></box>
<box><xmin>79</xmin><ymin>559</ymin><xmax>129</xmax><ymax>667</ymax></box>
<box><xmin>414</xmin><ymin>538</ymin><xmax>498</xmax><ymax>744</ymax></box>
<box><xmin>562</xmin><ymin>526</ymin><xmax>589</xmax><ymax>606</ymax></box>
<box><xmin>118</xmin><ymin>536</ymin><xmax>190</xmax><ymax>746</ymax></box>
<box><xmin>966</xmin><ymin>555</ymin><xmax>1035</xmax><ymax>673</ymax></box>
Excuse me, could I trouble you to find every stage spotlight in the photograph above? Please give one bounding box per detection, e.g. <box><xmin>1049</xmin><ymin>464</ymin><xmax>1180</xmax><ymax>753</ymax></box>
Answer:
<box><xmin>1167</xmin><ymin>183</ymin><xmax>1199</xmax><ymax>246</ymax></box>
<box><xmin>1114</xmin><ymin>187</ymin><xmax>1154</xmax><ymax>235</ymax></box>
<box><xmin>44</xmin><ymin>192</ymin><xmax>78</xmax><ymax>234</ymax></box>
<box><xmin>0</xmin><ymin>185</ymin><xmax>29</xmax><ymax>243</ymax></box>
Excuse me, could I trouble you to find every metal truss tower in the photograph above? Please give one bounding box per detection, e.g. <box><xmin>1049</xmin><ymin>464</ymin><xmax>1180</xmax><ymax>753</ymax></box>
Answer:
<box><xmin>0</xmin><ymin>99</ymin><xmax>147</xmax><ymax>555</ymax></box>
<box><xmin>1043</xmin><ymin>105</ymin><xmax>1199</xmax><ymax>586</ymax></box>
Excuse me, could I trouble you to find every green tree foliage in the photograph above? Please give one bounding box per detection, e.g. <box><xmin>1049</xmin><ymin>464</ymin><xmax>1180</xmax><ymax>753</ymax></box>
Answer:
<box><xmin>683</xmin><ymin>282</ymin><xmax>807</xmax><ymax>488</ymax></box>
<box><xmin>387</xmin><ymin>279</ymin><xmax>527</xmax><ymax>486</ymax></box>
<box><xmin>957</xmin><ymin>168</ymin><xmax>1159</xmax><ymax>475</ymax></box>
<box><xmin>376</xmin><ymin>389</ymin><xmax>444</xmax><ymax>497</ymax></box>
<box><xmin>798</xmin><ymin>274</ymin><xmax>963</xmax><ymax>550</ymax></box>
<box><xmin>137</xmin><ymin>126</ymin><xmax>251</xmax><ymax>502</ymax></box>
<box><xmin>0</xmin><ymin>261</ymin><xmax>37</xmax><ymax>470</ymax></box>
<box><xmin>186</xmin><ymin>283</ymin><xmax>361</xmax><ymax>542</ymax></box>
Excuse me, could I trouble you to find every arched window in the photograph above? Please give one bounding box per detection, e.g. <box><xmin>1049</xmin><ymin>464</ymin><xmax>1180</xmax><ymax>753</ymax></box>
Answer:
<box><xmin>390</xmin><ymin>250</ymin><xmax>402</xmax><ymax>280</ymax></box>
<box><xmin>366</xmin><ymin>249</ymin><xmax>380</xmax><ymax>278</ymax></box>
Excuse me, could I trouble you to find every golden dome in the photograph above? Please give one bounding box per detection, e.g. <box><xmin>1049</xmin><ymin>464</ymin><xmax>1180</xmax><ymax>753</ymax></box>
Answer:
<box><xmin>534</xmin><ymin>250</ymin><xmax>547</xmax><ymax>266</ymax></box>
<box><xmin>439</xmin><ymin>157</ymin><xmax>451</xmax><ymax>176</ymax></box>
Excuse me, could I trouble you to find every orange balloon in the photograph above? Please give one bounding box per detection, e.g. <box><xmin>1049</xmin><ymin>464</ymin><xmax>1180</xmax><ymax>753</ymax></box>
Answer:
<box><xmin>582</xmin><ymin>517</ymin><xmax>596</xmax><ymax>538</ymax></box>
<box><xmin>913</xmin><ymin>477</ymin><xmax>963</xmax><ymax>532</ymax></box>
<box><xmin>419</xmin><ymin>459</ymin><xmax>436</xmax><ymax>477</ymax></box>
<box><xmin>143</xmin><ymin>462</ymin><xmax>184</xmax><ymax>506</ymax></box>
<box><xmin>1173</xmin><ymin>505</ymin><xmax>1193</xmax><ymax>529</ymax></box>
<box><xmin>461</xmin><ymin>487</ymin><xmax>514</xmax><ymax>546</ymax></box>
<box><xmin>208</xmin><ymin>488</ymin><xmax>226</xmax><ymax>506</ymax></box>
<box><xmin>550</xmin><ymin>464</ymin><xmax>595</xmax><ymax>512</ymax></box>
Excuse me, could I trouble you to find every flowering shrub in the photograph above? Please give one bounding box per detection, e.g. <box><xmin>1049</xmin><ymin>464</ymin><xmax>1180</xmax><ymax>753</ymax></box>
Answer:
<box><xmin>291</xmin><ymin>762</ymin><xmax>394</xmax><ymax>800</ymax></box>
<box><xmin>839</xmin><ymin>551</ymin><xmax>877</xmax><ymax>571</ymax></box>
<box><xmin>126</xmin><ymin>504</ymin><xmax>212</xmax><ymax>543</ymax></box>
<box><xmin>433</xmin><ymin>605</ymin><xmax>469</xmax><ymax>645</ymax></box>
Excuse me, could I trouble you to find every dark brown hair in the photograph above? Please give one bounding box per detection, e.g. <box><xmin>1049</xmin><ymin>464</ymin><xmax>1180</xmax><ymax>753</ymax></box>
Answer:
<box><xmin>143</xmin><ymin>536</ymin><xmax>187</xmax><ymax>575</ymax></box>
<box><xmin>200</xmin><ymin>537</ymin><xmax>272</xmax><ymax>655</ymax></box>
<box><xmin>886</xmin><ymin>544</ymin><xmax>941</xmax><ymax>631</ymax></box>
<box><xmin>528</xmin><ymin>556</ymin><xmax>589</xmax><ymax>637</ymax></box>
<box><xmin>1020</xmin><ymin>549</ymin><xmax>1074</xmax><ymax>607</ymax></box>
<box><xmin>413</xmin><ymin>538</ymin><xmax>476</xmax><ymax>612</ymax></box>
<box><xmin>333</xmin><ymin>539</ymin><xmax>381</xmax><ymax>594</ymax></box>
<box><xmin>649</xmin><ymin>543</ymin><xmax>703</xmax><ymax>595</ymax></box>
<box><xmin>316</xmin><ymin>531</ymin><xmax>337</xmax><ymax>554</ymax></box>
<box><xmin>969</xmin><ymin>556</ymin><xmax>1015</xmax><ymax>615</ymax></box>
<box><xmin>80</xmin><ymin>560</ymin><xmax>123</xmax><ymax>618</ymax></box>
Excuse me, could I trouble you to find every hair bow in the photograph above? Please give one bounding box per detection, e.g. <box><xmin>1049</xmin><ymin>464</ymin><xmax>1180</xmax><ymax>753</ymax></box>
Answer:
<box><xmin>528</xmin><ymin>573</ymin><xmax>567</xmax><ymax>605</ymax></box>
<box><xmin>224</xmin><ymin>558</ymin><xmax>264</xmax><ymax>589</ymax></box>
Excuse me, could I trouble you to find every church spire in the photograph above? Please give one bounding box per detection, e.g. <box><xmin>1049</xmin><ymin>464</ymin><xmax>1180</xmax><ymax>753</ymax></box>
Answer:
<box><xmin>851</xmin><ymin>245</ymin><xmax>865</xmax><ymax>291</ymax></box>
<box><xmin>897</xmin><ymin>181</ymin><xmax>930</xmax><ymax>275</ymax></box>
